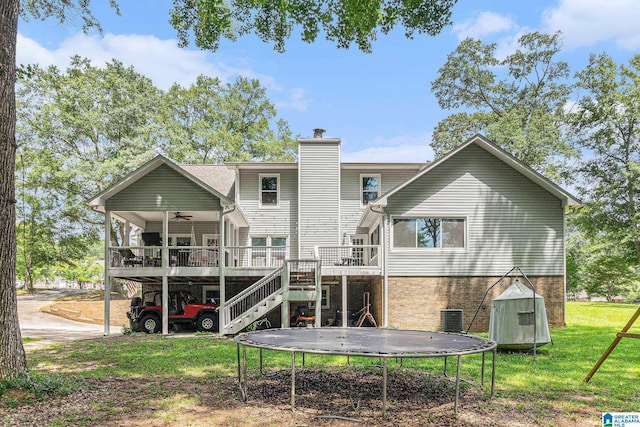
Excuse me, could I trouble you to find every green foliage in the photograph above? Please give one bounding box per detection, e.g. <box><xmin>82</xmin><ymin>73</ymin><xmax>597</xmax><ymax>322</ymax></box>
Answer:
<box><xmin>169</xmin><ymin>0</ymin><xmax>457</xmax><ymax>53</ymax></box>
<box><xmin>53</xmin><ymin>256</ymin><xmax>104</xmax><ymax>289</ymax></box>
<box><xmin>162</xmin><ymin>75</ymin><xmax>297</xmax><ymax>163</ymax></box>
<box><xmin>569</xmin><ymin>53</ymin><xmax>640</xmax><ymax>267</ymax></box>
<box><xmin>431</xmin><ymin>31</ymin><xmax>577</xmax><ymax>182</ymax></box>
<box><xmin>0</xmin><ymin>372</ymin><xmax>81</xmax><ymax>401</ymax></box>
<box><xmin>19</xmin><ymin>0</ymin><xmax>119</xmax><ymax>32</ymax></box>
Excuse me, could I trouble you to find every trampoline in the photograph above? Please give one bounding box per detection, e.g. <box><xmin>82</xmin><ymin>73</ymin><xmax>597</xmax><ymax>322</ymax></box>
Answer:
<box><xmin>234</xmin><ymin>328</ymin><xmax>497</xmax><ymax>417</ymax></box>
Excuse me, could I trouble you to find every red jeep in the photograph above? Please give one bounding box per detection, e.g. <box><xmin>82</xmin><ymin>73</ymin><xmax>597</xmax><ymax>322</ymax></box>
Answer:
<box><xmin>127</xmin><ymin>290</ymin><xmax>219</xmax><ymax>334</ymax></box>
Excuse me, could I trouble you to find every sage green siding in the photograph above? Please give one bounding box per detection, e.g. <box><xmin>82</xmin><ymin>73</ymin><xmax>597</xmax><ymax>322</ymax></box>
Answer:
<box><xmin>106</xmin><ymin>165</ymin><xmax>221</xmax><ymax>211</ymax></box>
<box><xmin>298</xmin><ymin>140</ymin><xmax>341</xmax><ymax>257</ymax></box>
<box><xmin>385</xmin><ymin>144</ymin><xmax>565</xmax><ymax>276</ymax></box>
<box><xmin>237</xmin><ymin>168</ymin><xmax>298</xmax><ymax>258</ymax></box>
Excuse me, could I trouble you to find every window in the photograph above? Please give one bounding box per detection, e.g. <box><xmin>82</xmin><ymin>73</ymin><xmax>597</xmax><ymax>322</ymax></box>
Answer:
<box><xmin>251</xmin><ymin>235</ymin><xmax>288</xmax><ymax>267</ymax></box>
<box><xmin>259</xmin><ymin>174</ymin><xmax>279</xmax><ymax>207</ymax></box>
<box><xmin>361</xmin><ymin>174</ymin><xmax>380</xmax><ymax>205</ymax></box>
<box><xmin>202</xmin><ymin>234</ymin><xmax>219</xmax><ymax>247</ymax></box>
<box><xmin>370</xmin><ymin>225</ymin><xmax>380</xmax><ymax>259</ymax></box>
<box><xmin>310</xmin><ymin>285</ymin><xmax>331</xmax><ymax>309</ymax></box>
<box><xmin>393</xmin><ymin>218</ymin><xmax>465</xmax><ymax>248</ymax></box>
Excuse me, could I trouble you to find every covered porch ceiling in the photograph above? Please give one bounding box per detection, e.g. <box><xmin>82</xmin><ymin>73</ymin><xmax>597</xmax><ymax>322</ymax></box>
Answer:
<box><xmin>111</xmin><ymin>210</ymin><xmax>222</xmax><ymax>229</ymax></box>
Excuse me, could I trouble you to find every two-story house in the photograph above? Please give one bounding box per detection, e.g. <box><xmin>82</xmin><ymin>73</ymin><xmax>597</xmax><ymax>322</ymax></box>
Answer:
<box><xmin>89</xmin><ymin>133</ymin><xmax>579</xmax><ymax>335</ymax></box>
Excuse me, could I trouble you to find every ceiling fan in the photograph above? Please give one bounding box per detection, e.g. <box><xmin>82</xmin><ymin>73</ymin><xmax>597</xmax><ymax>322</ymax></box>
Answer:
<box><xmin>172</xmin><ymin>212</ymin><xmax>193</xmax><ymax>221</ymax></box>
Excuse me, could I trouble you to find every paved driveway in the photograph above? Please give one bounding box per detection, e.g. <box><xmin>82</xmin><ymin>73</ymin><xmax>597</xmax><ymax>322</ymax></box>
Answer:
<box><xmin>17</xmin><ymin>289</ymin><xmax>104</xmax><ymax>352</ymax></box>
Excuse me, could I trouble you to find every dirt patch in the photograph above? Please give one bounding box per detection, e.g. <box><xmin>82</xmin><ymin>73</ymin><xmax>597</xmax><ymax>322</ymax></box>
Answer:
<box><xmin>1</xmin><ymin>366</ymin><xmax>597</xmax><ymax>426</ymax></box>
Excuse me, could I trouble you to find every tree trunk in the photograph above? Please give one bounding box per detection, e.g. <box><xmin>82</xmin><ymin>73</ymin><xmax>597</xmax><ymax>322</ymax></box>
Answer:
<box><xmin>0</xmin><ymin>0</ymin><xmax>28</xmax><ymax>379</ymax></box>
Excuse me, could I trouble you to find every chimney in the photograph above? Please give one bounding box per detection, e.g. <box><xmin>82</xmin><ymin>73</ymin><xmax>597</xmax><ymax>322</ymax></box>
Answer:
<box><xmin>313</xmin><ymin>128</ymin><xmax>326</xmax><ymax>138</ymax></box>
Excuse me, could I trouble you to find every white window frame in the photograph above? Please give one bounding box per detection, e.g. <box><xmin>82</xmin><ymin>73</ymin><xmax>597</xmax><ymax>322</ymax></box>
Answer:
<box><xmin>202</xmin><ymin>285</ymin><xmax>220</xmax><ymax>305</ymax></box>
<box><xmin>168</xmin><ymin>234</ymin><xmax>192</xmax><ymax>247</ymax></box>
<box><xmin>360</xmin><ymin>174</ymin><xmax>381</xmax><ymax>206</ymax></box>
<box><xmin>202</xmin><ymin>234</ymin><xmax>219</xmax><ymax>247</ymax></box>
<box><xmin>390</xmin><ymin>216</ymin><xmax>467</xmax><ymax>250</ymax></box>
<box><xmin>259</xmin><ymin>173</ymin><xmax>280</xmax><ymax>208</ymax></box>
<box><xmin>310</xmin><ymin>284</ymin><xmax>332</xmax><ymax>309</ymax></box>
<box><xmin>250</xmin><ymin>235</ymin><xmax>288</xmax><ymax>267</ymax></box>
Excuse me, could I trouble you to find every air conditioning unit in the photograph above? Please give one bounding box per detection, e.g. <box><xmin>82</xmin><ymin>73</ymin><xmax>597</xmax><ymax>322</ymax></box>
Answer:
<box><xmin>441</xmin><ymin>309</ymin><xmax>464</xmax><ymax>333</ymax></box>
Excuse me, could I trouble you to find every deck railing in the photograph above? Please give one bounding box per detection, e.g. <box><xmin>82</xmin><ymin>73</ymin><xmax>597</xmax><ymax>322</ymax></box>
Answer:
<box><xmin>222</xmin><ymin>267</ymin><xmax>284</xmax><ymax>329</ymax></box>
<box><xmin>108</xmin><ymin>245</ymin><xmax>289</xmax><ymax>269</ymax></box>
<box><xmin>109</xmin><ymin>245</ymin><xmax>380</xmax><ymax>270</ymax></box>
<box><xmin>314</xmin><ymin>245</ymin><xmax>381</xmax><ymax>268</ymax></box>
<box><xmin>223</xmin><ymin>246</ymin><xmax>288</xmax><ymax>268</ymax></box>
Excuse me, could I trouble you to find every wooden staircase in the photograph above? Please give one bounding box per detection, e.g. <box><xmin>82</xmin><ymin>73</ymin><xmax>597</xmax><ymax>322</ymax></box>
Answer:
<box><xmin>221</xmin><ymin>259</ymin><xmax>321</xmax><ymax>334</ymax></box>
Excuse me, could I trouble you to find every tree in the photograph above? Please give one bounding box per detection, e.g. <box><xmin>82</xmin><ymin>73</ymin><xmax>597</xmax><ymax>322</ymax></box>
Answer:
<box><xmin>17</xmin><ymin>57</ymin><xmax>162</xmax><ymax>246</ymax></box>
<box><xmin>569</xmin><ymin>53</ymin><xmax>640</xmax><ymax>267</ymax></box>
<box><xmin>431</xmin><ymin>31</ymin><xmax>577</xmax><ymax>182</ymax></box>
<box><xmin>170</xmin><ymin>0</ymin><xmax>457</xmax><ymax>53</ymax></box>
<box><xmin>2</xmin><ymin>0</ymin><xmax>118</xmax><ymax>380</ymax></box>
<box><xmin>162</xmin><ymin>75</ymin><xmax>296</xmax><ymax>163</ymax></box>
<box><xmin>0</xmin><ymin>0</ymin><xmax>25</xmax><ymax>380</ymax></box>
<box><xmin>582</xmin><ymin>248</ymin><xmax>638</xmax><ymax>301</ymax></box>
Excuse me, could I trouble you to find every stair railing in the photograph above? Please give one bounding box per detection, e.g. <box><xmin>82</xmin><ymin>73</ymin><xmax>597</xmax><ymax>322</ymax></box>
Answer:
<box><xmin>222</xmin><ymin>267</ymin><xmax>284</xmax><ymax>330</ymax></box>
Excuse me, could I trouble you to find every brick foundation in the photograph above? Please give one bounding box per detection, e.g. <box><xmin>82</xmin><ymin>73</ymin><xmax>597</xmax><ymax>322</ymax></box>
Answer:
<box><xmin>387</xmin><ymin>276</ymin><xmax>565</xmax><ymax>332</ymax></box>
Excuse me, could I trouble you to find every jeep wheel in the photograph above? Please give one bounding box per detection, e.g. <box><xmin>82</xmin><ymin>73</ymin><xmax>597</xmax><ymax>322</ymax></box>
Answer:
<box><xmin>197</xmin><ymin>314</ymin><xmax>218</xmax><ymax>332</ymax></box>
<box><xmin>140</xmin><ymin>315</ymin><xmax>160</xmax><ymax>334</ymax></box>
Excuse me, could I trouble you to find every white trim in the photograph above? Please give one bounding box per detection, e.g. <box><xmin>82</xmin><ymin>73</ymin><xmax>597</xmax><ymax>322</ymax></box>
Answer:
<box><xmin>202</xmin><ymin>234</ymin><xmax>219</xmax><ymax>247</ymax></box>
<box><xmin>360</xmin><ymin>173</ymin><xmax>381</xmax><ymax>207</ymax></box>
<box><xmin>390</xmin><ymin>215</ymin><xmax>467</xmax><ymax>250</ymax></box>
<box><xmin>202</xmin><ymin>285</ymin><xmax>220</xmax><ymax>305</ymax></box>
<box><xmin>258</xmin><ymin>173</ymin><xmax>280</xmax><ymax>208</ymax></box>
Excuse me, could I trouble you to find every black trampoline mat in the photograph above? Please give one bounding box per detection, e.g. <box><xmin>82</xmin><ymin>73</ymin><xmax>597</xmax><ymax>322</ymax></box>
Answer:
<box><xmin>234</xmin><ymin>328</ymin><xmax>496</xmax><ymax>358</ymax></box>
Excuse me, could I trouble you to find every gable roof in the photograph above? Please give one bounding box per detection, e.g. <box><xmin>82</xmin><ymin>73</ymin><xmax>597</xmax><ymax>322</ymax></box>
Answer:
<box><xmin>87</xmin><ymin>155</ymin><xmax>235</xmax><ymax>210</ymax></box>
<box><xmin>371</xmin><ymin>134</ymin><xmax>581</xmax><ymax>208</ymax></box>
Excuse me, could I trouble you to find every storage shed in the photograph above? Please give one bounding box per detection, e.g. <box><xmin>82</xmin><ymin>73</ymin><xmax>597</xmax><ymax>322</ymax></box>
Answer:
<box><xmin>488</xmin><ymin>279</ymin><xmax>551</xmax><ymax>349</ymax></box>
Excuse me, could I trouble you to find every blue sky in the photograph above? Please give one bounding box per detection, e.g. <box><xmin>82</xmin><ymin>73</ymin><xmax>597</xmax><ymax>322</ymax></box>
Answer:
<box><xmin>17</xmin><ymin>0</ymin><xmax>640</xmax><ymax>163</ymax></box>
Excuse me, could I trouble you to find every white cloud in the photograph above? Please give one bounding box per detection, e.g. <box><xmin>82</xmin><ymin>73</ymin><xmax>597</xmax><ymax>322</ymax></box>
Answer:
<box><xmin>452</xmin><ymin>11</ymin><xmax>517</xmax><ymax>41</ymax></box>
<box><xmin>342</xmin><ymin>134</ymin><xmax>434</xmax><ymax>163</ymax></box>
<box><xmin>16</xmin><ymin>32</ymin><xmax>283</xmax><ymax>91</ymax></box>
<box><xmin>542</xmin><ymin>0</ymin><xmax>640</xmax><ymax>50</ymax></box>
<box><xmin>275</xmin><ymin>88</ymin><xmax>310</xmax><ymax>112</ymax></box>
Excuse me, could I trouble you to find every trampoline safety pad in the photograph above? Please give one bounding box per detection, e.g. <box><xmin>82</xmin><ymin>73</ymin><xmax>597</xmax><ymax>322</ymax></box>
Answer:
<box><xmin>234</xmin><ymin>328</ymin><xmax>497</xmax><ymax>417</ymax></box>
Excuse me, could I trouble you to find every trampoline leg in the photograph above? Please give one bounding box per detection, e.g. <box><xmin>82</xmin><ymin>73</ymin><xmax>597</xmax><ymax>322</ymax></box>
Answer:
<box><xmin>491</xmin><ymin>348</ymin><xmax>496</xmax><ymax>398</ymax></box>
<box><xmin>236</xmin><ymin>344</ymin><xmax>248</xmax><ymax>402</ymax></box>
<box><xmin>291</xmin><ymin>352</ymin><xmax>296</xmax><ymax>411</ymax></box>
<box><xmin>236</xmin><ymin>343</ymin><xmax>241</xmax><ymax>384</ymax></box>
<box><xmin>383</xmin><ymin>357</ymin><xmax>388</xmax><ymax>419</ymax></box>
<box><xmin>259</xmin><ymin>348</ymin><xmax>263</xmax><ymax>376</ymax></box>
<box><xmin>443</xmin><ymin>356</ymin><xmax>448</xmax><ymax>376</ymax></box>
<box><xmin>455</xmin><ymin>355</ymin><xmax>461</xmax><ymax>414</ymax></box>
<box><xmin>481</xmin><ymin>351</ymin><xmax>486</xmax><ymax>386</ymax></box>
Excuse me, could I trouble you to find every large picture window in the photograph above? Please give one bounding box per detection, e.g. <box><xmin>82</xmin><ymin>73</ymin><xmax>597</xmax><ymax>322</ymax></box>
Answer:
<box><xmin>393</xmin><ymin>218</ymin><xmax>465</xmax><ymax>248</ymax></box>
<box><xmin>361</xmin><ymin>174</ymin><xmax>380</xmax><ymax>205</ymax></box>
<box><xmin>259</xmin><ymin>174</ymin><xmax>279</xmax><ymax>207</ymax></box>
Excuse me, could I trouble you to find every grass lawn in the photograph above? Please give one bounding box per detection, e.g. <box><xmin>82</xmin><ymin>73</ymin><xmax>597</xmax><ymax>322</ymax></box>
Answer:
<box><xmin>2</xmin><ymin>302</ymin><xmax>639</xmax><ymax>426</ymax></box>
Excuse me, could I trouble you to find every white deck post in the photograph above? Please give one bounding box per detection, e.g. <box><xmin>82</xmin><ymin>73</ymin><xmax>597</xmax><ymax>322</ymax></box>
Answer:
<box><xmin>103</xmin><ymin>210</ymin><xmax>111</xmax><ymax>336</ymax></box>
<box><xmin>162</xmin><ymin>211</ymin><xmax>169</xmax><ymax>334</ymax></box>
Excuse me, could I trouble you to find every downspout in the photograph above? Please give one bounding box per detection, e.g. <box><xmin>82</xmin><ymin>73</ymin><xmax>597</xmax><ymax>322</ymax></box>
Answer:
<box><xmin>220</xmin><ymin>204</ymin><xmax>237</xmax><ymax>334</ymax></box>
<box><xmin>369</xmin><ymin>205</ymin><xmax>388</xmax><ymax>327</ymax></box>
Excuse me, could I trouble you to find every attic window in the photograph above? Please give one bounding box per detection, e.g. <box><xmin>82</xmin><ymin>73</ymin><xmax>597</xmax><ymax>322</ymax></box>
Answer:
<box><xmin>259</xmin><ymin>174</ymin><xmax>279</xmax><ymax>207</ymax></box>
<box><xmin>361</xmin><ymin>174</ymin><xmax>380</xmax><ymax>205</ymax></box>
